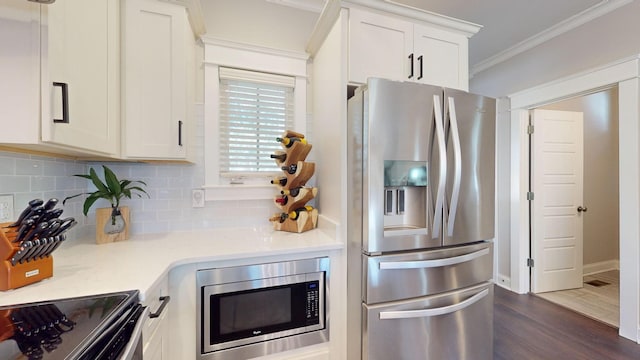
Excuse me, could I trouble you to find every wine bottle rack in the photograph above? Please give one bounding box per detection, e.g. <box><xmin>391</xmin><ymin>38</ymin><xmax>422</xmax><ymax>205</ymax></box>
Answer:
<box><xmin>0</xmin><ymin>223</ymin><xmax>54</xmax><ymax>291</ymax></box>
<box><xmin>270</xmin><ymin>130</ymin><xmax>319</xmax><ymax>233</ymax></box>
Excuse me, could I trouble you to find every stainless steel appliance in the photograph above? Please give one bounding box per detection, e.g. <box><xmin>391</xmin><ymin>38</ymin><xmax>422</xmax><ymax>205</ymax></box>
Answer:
<box><xmin>0</xmin><ymin>290</ymin><xmax>146</xmax><ymax>360</ymax></box>
<box><xmin>197</xmin><ymin>257</ymin><xmax>329</xmax><ymax>360</ymax></box>
<box><xmin>347</xmin><ymin>78</ymin><xmax>495</xmax><ymax>359</ymax></box>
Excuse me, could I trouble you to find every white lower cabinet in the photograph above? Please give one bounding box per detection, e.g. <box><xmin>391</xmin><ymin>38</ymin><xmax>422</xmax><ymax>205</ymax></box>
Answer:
<box><xmin>142</xmin><ymin>276</ymin><xmax>171</xmax><ymax>360</ymax></box>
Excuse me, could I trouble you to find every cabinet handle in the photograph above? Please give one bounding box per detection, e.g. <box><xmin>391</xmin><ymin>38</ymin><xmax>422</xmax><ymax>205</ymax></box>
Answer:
<box><xmin>417</xmin><ymin>55</ymin><xmax>423</xmax><ymax>80</ymax></box>
<box><xmin>52</xmin><ymin>82</ymin><xmax>69</xmax><ymax>123</ymax></box>
<box><xmin>178</xmin><ymin>120</ymin><xmax>183</xmax><ymax>146</ymax></box>
<box><xmin>149</xmin><ymin>296</ymin><xmax>170</xmax><ymax>319</ymax></box>
<box><xmin>408</xmin><ymin>53</ymin><xmax>414</xmax><ymax>79</ymax></box>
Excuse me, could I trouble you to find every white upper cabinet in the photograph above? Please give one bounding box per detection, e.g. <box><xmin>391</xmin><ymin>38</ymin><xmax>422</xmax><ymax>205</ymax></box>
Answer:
<box><xmin>348</xmin><ymin>7</ymin><xmax>470</xmax><ymax>90</ymax></box>
<box><xmin>0</xmin><ymin>0</ymin><xmax>40</xmax><ymax>146</ymax></box>
<box><xmin>42</xmin><ymin>0</ymin><xmax>120</xmax><ymax>155</ymax></box>
<box><xmin>121</xmin><ymin>0</ymin><xmax>190</xmax><ymax>160</ymax></box>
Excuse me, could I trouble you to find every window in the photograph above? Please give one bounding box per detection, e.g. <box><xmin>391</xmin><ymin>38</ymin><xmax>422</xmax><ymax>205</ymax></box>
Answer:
<box><xmin>218</xmin><ymin>68</ymin><xmax>294</xmax><ymax>176</ymax></box>
<box><xmin>203</xmin><ymin>39</ymin><xmax>308</xmax><ymax>200</ymax></box>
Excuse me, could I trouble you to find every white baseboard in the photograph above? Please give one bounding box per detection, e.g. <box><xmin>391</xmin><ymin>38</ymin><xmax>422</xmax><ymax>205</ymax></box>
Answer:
<box><xmin>495</xmin><ymin>274</ymin><xmax>511</xmax><ymax>289</ymax></box>
<box><xmin>583</xmin><ymin>260</ymin><xmax>620</xmax><ymax>276</ymax></box>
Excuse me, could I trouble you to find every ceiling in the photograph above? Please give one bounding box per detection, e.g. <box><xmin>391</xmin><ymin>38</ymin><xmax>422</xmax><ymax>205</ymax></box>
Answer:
<box><xmin>269</xmin><ymin>0</ymin><xmax>631</xmax><ymax>75</ymax></box>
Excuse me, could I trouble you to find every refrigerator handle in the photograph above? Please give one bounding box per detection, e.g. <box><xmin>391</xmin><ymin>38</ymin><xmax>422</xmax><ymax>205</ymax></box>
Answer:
<box><xmin>378</xmin><ymin>248</ymin><xmax>490</xmax><ymax>270</ymax></box>
<box><xmin>432</xmin><ymin>95</ymin><xmax>446</xmax><ymax>239</ymax></box>
<box><xmin>447</xmin><ymin>97</ymin><xmax>462</xmax><ymax>236</ymax></box>
<box><xmin>379</xmin><ymin>288</ymin><xmax>489</xmax><ymax>319</ymax></box>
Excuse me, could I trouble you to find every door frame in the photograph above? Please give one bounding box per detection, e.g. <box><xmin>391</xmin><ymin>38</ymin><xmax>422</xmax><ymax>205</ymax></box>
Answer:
<box><xmin>508</xmin><ymin>55</ymin><xmax>640</xmax><ymax>342</ymax></box>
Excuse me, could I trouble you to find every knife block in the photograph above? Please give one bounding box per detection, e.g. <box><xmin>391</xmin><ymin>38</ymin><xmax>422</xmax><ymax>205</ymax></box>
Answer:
<box><xmin>269</xmin><ymin>131</ymin><xmax>319</xmax><ymax>233</ymax></box>
<box><xmin>0</xmin><ymin>223</ymin><xmax>54</xmax><ymax>291</ymax></box>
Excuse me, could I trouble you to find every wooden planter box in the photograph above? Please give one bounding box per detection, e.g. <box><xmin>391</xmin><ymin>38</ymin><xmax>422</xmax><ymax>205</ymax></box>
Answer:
<box><xmin>95</xmin><ymin>207</ymin><xmax>130</xmax><ymax>244</ymax></box>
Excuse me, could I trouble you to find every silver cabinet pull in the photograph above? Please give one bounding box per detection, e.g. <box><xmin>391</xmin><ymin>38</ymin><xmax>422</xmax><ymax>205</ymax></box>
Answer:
<box><xmin>447</xmin><ymin>96</ymin><xmax>462</xmax><ymax>236</ymax></box>
<box><xmin>379</xmin><ymin>288</ymin><xmax>489</xmax><ymax>319</ymax></box>
<box><xmin>379</xmin><ymin>248</ymin><xmax>490</xmax><ymax>270</ymax></box>
<box><xmin>432</xmin><ymin>94</ymin><xmax>446</xmax><ymax>239</ymax></box>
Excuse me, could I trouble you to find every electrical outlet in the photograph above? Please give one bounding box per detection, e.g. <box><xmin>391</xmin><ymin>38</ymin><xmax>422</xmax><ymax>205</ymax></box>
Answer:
<box><xmin>192</xmin><ymin>189</ymin><xmax>205</xmax><ymax>208</ymax></box>
<box><xmin>0</xmin><ymin>195</ymin><xmax>14</xmax><ymax>222</ymax></box>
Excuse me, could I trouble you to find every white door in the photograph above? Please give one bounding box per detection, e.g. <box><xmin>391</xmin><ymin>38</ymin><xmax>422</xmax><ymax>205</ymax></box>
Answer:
<box><xmin>531</xmin><ymin>109</ymin><xmax>584</xmax><ymax>293</ymax></box>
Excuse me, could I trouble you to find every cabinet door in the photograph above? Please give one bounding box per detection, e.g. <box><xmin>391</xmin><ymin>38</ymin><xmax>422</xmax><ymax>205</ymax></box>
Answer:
<box><xmin>143</xmin><ymin>275</ymin><xmax>170</xmax><ymax>360</ymax></box>
<box><xmin>348</xmin><ymin>8</ymin><xmax>413</xmax><ymax>84</ymax></box>
<box><xmin>413</xmin><ymin>23</ymin><xmax>468</xmax><ymax>90</ymax></box>
<box><xmin>42</xmin><ymin>0</ymin><xmax>119</xmax><ymax>155</ymax></box>
<box><xmin>122</xmin><ymin>0</ymin><xmax>187</xmax><ymax>159</ymax></box>
<box><xmin>0</xmin><ymin>0</ymin><xmax>40</xmax><ymax>145</ymax></box>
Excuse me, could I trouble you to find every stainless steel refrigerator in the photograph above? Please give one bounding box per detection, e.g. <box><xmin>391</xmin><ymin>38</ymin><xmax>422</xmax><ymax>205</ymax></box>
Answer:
<box><xmin>346</xmin><ymin>78</ymin><xmax>495</xmax><ymax>360</ymax></box>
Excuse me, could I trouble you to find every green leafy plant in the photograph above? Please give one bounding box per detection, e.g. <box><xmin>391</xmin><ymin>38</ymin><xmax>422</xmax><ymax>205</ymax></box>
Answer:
<box><xmin>63</xmin><ymin>165</ymin><xmax>149</xmax><ymax>220</ymax></box>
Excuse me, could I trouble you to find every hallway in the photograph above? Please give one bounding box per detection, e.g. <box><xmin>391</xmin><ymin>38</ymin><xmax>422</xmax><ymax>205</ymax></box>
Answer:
<box><xmin>494</xmin><ymin>285</ymin><xmax>638</xmax><ymax>359</ymax></box>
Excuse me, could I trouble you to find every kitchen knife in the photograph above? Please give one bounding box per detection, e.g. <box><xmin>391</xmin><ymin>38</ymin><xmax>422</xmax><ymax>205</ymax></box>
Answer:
<box><xmin>40</xmin><ymin>208</ymin><xmax>64</xmax><ymax>223</ymax></box>
<box><xmin>43</xmin><ymin>198</ymin><xmax>58</xmax><ymax>211</ymax></box>
<box><xmin>42</xmin><ymin>236</ymin><xmax>66</xmax><ymax>258</ymax></box>
<box><xmin>32</xmin><ymin>237</ymin><xmax>55</xmax><ymax>260</ymax></box>
<box><xmin>10</xmin><ymin>241</ymin><xmax>33</xmax><ymax>266</ymax></box>
<box><xmin>21</xmin><ymin>239</ymin><xmax>42</xmax><ymax>263</ymax></box>
<box><xmin>22</xmin><ymin>221</ymin><xmax>49</xmax><ymax>244</ymax></box>
<box><xmin>41</xmin><ymin>219</ymin><xmax>62</xmax><ymax>239</ymax></box>
<box><xmin>13</xmin><ymin>218</ymin><xmax>36</xmax><ymax>243</ymax></box>
<box><xmin>5</xmin><ymin>199</ymin><xmax>43</xmax><ymax>228</ymax></box>
<box><xmin>51</xmin><ymin>218</ymin><xmax>77</xmax><ymax>237</ymax></box>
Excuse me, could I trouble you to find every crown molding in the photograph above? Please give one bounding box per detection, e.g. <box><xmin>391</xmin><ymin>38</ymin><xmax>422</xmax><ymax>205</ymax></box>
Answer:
<box><xmin>159</xmin><ymin>0</ymin><xmax>206</xmax><ymax>36</ymax></box>
<box><xmin>266</xmin><ymin>0</ymin><xmax>326</xmax><ymax>13</ymax></box>
<box><xmin>470</xmin><ymin>0</ymin><xmax>633</xmax><ymax>77</ymax></box>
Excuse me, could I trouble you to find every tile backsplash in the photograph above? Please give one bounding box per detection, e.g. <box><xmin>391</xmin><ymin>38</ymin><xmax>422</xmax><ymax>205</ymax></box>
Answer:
<box><xmin>0</xmin><ymin>105</ymin><xmax>274</xmax><ymax>244</ymax></box>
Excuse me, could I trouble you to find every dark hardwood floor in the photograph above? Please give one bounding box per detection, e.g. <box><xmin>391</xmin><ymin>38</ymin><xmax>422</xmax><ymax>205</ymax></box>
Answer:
<box><xmin>494</xmin><ymin>286</ymin><xmax>640</xmax><ymax>359</ymax></box>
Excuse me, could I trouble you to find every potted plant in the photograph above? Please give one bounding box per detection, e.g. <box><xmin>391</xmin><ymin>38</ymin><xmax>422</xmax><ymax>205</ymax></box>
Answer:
<box><xmin>63</xmin><ymin>165</ymin><xmax>148</xmax><ymax>243</ymax></box>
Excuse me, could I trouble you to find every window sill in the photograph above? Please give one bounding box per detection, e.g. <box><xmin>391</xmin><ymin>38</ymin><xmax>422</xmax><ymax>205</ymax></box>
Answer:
<box><xmin>204</xmin><ymin>184</ymin><xmax>276</xmax><ymax>201</ymax></box>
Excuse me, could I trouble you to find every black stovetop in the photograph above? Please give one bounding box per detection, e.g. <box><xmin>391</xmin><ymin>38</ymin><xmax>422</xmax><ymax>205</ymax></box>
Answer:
<box><xmin>0</xmin><ymin>291</ymin><xmax>138</xmax><ymax>360</ymax></box>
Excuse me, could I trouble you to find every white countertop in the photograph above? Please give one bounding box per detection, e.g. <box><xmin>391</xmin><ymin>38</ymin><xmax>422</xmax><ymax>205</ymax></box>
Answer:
<box><xmin>0</xmin><ymin>226</ymin><xmax>342</xmax><ymax>306</ymax></box>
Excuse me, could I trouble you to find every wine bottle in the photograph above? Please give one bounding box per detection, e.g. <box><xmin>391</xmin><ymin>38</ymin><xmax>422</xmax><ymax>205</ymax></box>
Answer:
<box><xmin>288</xmin><ymin>205</ymin><xmax>314</xmax><ymax>220</ymax></box>
<box><xmin>270</xmin><ymin>151</ymin><xmax>287</xmax><ymax>162</ymax></box>
<box><xmin>276</xmin><ymin>136</ymin><xmax>307</xmax><ymax>148</ymax></box>
<box><xmin>275</xmin><ymin>196</ymin><xmax>288</xmax><ymax>205</ymax></box>
<box><xmin>281</xmin><ymin>163</ymin><xmax>298</xmax><ymax>174</ymax></box>
<box><xmin>270</xmin><ymin>177</ymin><xmax>287</xmax><ymax>186</ymax></box>
<box><xmin>281</xmin><ymin>187</ymin><xmax>302</xmax><ymax>197</ymax></box>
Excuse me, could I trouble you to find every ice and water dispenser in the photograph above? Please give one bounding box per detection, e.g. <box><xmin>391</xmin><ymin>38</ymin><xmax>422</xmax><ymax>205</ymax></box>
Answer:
<box><xmin>383</xmin><ymin>161</ymin><xmax>428</xmax><ymax>236</ymax></box>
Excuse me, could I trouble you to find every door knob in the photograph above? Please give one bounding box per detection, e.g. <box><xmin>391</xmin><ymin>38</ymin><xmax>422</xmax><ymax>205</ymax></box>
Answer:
<box><xmin>577</xmin><ymin>206</ymin><xmax>588</xmax><ymax>213</ymax></box>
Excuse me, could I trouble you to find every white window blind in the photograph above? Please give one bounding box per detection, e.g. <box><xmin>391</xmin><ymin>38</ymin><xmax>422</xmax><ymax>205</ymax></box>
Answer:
<box><xmin>218</xmin><ymin>68</ymin><xmax>295</xmax><ymax>175</ymax></box>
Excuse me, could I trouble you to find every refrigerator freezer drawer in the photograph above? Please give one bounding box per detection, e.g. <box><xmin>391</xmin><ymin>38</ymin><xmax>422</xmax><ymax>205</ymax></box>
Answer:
<box><xmin>363</xmin><ymin>242</ymin><xmax>492</xmax><ymax>304</ymax></box>
<box><xmin>362</xmin><ymin>282</ymin><xmax>493</xmax><ymax>360</ymax></box>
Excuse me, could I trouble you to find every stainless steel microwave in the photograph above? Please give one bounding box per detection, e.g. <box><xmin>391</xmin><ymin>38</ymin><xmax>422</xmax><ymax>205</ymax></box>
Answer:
<box><xmin>197</xmin><ymin>257</ymin><xmax>330</xmax><ymax>360</ymax></box>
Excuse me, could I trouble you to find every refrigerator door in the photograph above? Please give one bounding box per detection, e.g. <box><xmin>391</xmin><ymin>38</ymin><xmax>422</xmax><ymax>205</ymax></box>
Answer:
<box><xmin>363</xmin><ymin>78</ymin><xmax>443</xmax><ymax>253</ymax></box>
<box><xmin>362</xmin><ymin>282</ymin><xmax>493</xmax><ymax>360</ymax></box>
<box><xmin>363</xmin><ymin>242</ymin><xmax>492</xmax><ymax>304</ymax></box>
<box><xmin>442</xmin><ymin>88</ymin><xmax>495</xmax><ymax>246</ymax></box>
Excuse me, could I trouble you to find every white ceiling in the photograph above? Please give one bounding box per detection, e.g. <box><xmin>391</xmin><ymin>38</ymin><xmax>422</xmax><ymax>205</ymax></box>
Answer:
<box><xmin>268</xmin><ymin>0</ymin><xmax>632</xmax><ymax>75</ymax></box>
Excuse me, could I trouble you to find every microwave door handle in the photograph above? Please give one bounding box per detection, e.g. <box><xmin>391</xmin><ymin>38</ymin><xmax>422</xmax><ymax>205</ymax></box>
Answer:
<box><xmin>446</xmin><ymin>97</ymin><xmax>462</xmax><ymax>236</ymax></box>
<box><xmin>432</xmin><ymin>94</ymin><xmax>446</xmax><ymax>239</ymax></box>
<box><xmin>379</xmin><ymin>288</ymin><xmax>489</xmax><ymax>319</ymax></box>
<box><xmin>378</xmin><ymin>247</ymin><xmax>490</xmax><ymax>270</ymax></box>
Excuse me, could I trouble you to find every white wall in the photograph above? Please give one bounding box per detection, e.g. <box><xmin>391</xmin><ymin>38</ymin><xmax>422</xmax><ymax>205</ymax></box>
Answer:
<box><xmin>200</xmin><ymin>0</ymin><xmax>319</xmax><ymax>52</ymax></box>
<box><xmin>472</xmin><ymin>0</ymin><xmax>639</xmax><ymax>286</ymax></box>
<box><xmin>470</xmin><ymin>1</ymin><xmax>640</xmax><ymax>97</ymax></box>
